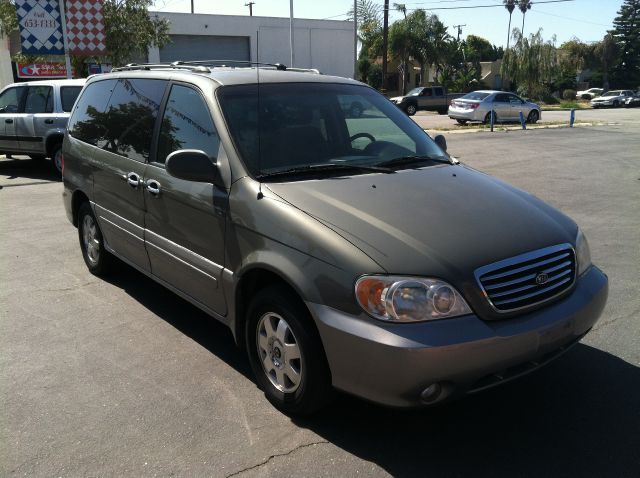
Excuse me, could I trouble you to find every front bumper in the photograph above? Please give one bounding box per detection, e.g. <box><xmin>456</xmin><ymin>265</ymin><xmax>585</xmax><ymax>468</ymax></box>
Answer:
<box><xmin>309</xmin><ymin>266</ymin><xmax>608</xmax><ymax>407</ymax></box>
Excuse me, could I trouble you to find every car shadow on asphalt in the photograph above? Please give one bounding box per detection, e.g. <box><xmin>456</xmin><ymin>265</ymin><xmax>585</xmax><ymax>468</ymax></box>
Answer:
<box><xmin>100</xmin><ymin>264</ymin><xmax>254</xmax><ymax>382</ymax></box>
<box><xmin>0</xmin><ymin>156</ymin><xmax>58</xmax><ymax>183</ymax></box>
<box><xmin>294</xmin><ymin>344</ymin><xmax>640</xmax><ymax>477</ymax></box>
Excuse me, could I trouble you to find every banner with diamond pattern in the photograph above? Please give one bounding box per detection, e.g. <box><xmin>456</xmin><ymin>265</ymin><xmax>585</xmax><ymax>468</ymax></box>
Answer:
<box><xmin>16</xmin><ymin>0</ymin><xmax>65</xmax><ymax>55</ymax></box>
<box><xmin>65</xmin><ymin>0</ymin><xmax>106</xmax><ymax>55</ymax></box>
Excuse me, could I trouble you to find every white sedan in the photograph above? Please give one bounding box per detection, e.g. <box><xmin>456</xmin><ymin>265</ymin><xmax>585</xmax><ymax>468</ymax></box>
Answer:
<box><xmin>576</xmin><ymin>88</ymin><xmax>603</xmax><ymax>99</ymax></box>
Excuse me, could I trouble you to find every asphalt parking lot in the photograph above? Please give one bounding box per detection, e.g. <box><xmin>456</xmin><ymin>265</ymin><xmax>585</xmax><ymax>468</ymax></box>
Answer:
<box><xmin>1</xmin><ymin>110</ymin><xmax>639</xmax><ymax>477</ymax></box>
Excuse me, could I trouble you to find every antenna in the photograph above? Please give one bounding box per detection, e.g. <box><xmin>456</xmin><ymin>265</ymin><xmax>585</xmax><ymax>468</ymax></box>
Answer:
<box><xmin>256</xmin><ymin>30</ymin><xmax>263</xmax><ymax>200</ymax></box>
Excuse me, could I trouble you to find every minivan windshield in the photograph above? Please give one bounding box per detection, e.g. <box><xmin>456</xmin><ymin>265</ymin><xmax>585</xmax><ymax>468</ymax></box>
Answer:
<box><xmin>217</xmin><ymin>83</ymin><xmax>449</xmax><ymax>180</ymax></box>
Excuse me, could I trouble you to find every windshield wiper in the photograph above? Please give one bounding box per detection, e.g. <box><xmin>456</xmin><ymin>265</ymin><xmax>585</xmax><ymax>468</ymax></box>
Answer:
<box><xmin>375</xmin><ymin>155</ymin><xmax>452</xmax><ymax>168</ymax></box>
<box><xmin>256</xmin><ymin>162</ymin><xmax>394</xmax><ymax>179</ymax></box>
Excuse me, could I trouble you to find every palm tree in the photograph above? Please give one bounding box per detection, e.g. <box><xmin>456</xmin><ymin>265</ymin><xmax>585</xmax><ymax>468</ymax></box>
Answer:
<box><xmin>393</xmin><ymin>3</ymin><xmax>407</xmax><ymax>19</ymax></box>
<box><xmin>503</xmin><ymin>0</ymin><xmax>516</xmax><ymax>50</ymax></box>
<box><xmin>518</xmin><ymin>0</ymin><xmax>532</xmax><ymax>36</ymax></box>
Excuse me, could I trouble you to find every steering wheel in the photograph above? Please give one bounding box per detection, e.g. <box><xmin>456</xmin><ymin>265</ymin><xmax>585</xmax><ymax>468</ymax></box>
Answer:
<box><xmin>350</xmin><ymin>132</ymin><xmax>376</xmax><ymax>144</ymax></box>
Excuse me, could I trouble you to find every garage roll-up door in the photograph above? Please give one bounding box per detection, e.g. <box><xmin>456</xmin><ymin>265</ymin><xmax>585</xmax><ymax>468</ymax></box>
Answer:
<box><xmin>160</xmin><ymin>35</ymin><xmax>250</xmax><ymax>62</ymax></box>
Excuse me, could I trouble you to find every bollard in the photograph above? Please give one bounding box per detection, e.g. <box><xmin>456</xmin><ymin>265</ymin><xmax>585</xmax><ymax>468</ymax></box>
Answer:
<box><xmin>490</xmin><ymin>110</ymin><xmax>495</xmax><ymax>132</ymax></box>
<box><xmin>570</xmin><ymin>109</ymin><xmax>575</xmax><ymax>127</ymax></box>
<box><xmin>519</xmin><ymin>111</ymin><xmax>526</xmax><ymax>130</ymax></box>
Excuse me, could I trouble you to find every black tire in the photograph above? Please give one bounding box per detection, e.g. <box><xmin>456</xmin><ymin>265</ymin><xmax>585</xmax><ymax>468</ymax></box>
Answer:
<box><xmin>581</xmin><ymin>94</ymin><xmax>591</xmax><ymax>100</ymax></box>
<box><xmin>28</xmin><ymin>154</ymin><xmax>46</xmax><ymax>161</ymax></box>
<box><xmin>456</xmin><ymin>119</ymin><xmax>468</xmax><ymax>125</ymax></box>
<box><xmin>50</xmin><ymin>143</ymin><xmax>63</xmax><ymax>179</ymax></box>
<box><xmin>77</xmin><ymin>202</ymin><xmax>116</xmax><ymax>276</ymax></box>
<box><xmin>350</xmin><ymin>102</ymin><xmax>363</xmax><ymax>118</ymax></box>
<box><xmin>612</xmin><ymin>100</ymin><xmax>620</xmax><ymax>108</ymax></box>
<box><xmin>527</xmin><ymin>110</ymin><xmax>540</xmax><ymax>124</ymax></box>
<box><xmin>483</xmin><ymin>111</ymin><xmax>497</xmax><ymax>124</ymax></box>
<box><xmin>246</xmin><ymin>285</ymin><xmax>333</xmax><ymax>415</ymax></box>
<box><xmin>405</xmin><ymin>103</ymin><xmax>417</xmax><ymax>116</ymax></box>
<box><xmin>437</xmin><ymin>108</ymin><xmax>448</xmax><ymax>115</ymax></box>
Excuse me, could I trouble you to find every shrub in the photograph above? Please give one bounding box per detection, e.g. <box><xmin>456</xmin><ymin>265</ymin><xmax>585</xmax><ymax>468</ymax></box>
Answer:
<box><xmin>367</xmin><ymin>64</ymin><xmax>383</xmax><ymax>90</ymax></box>
<box><xmin>563</xmin><ymin>89</ymin><xmax>577</xmax><ymax>100</ymax></box>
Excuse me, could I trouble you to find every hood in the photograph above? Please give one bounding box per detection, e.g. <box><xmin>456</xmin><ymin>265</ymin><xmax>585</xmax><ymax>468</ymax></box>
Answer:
<box><xmin>266</xmin><ymin>165</ymin><xmax>576</xmax><ymax>316</ymax></box>
<box><xmin>390</xmin><ymin>96</ymin><xmax>406</xmax><ymax>102</ymax></box>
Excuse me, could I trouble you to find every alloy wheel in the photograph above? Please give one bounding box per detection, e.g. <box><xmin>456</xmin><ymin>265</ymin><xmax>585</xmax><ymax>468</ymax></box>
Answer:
<box><xmin>82</xmin><ymin>215</ymin><xmax>100</xmax><ymax>265</ymax></box>
<box><xmin>256</xmin><ymin>312</ymin><xmax>302</xmax><ymax>393</ymax></box>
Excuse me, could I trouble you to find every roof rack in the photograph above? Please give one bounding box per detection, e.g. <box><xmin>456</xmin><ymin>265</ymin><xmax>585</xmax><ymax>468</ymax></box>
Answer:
<box><xmin>111</xmin><ymin>60</ymin><xmax>322</xmax><ymax>75</ymax></box>
<box><xmin>112</xmin><ymin>63</ymin><xmax>211</xmax><ymax>73</ymax></box>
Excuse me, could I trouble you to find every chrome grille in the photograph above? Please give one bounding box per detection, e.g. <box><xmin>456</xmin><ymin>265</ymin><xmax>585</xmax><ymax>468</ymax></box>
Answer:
<box><xmin>475</xmin><ymin>244</ymin><xmax>576</xmax><ymax>312</ymax></box>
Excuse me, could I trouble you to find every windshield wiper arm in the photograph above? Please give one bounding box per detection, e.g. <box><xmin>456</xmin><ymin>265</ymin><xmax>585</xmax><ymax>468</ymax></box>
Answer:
<box><xmin>375</xmin><ymin>155</ymin><xmax>452</xmax><ymax>168</ymax></box>
<box><xmin>256</xmin><ymin>162</ymin><xmax>394</xmax><ymax>179</ymax></box>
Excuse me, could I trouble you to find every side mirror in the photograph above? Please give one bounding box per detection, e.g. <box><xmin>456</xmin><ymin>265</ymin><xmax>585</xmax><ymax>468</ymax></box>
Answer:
<box><xmin>434</xmin><ymin>134</ymin><xmax>447</xmax><ymax>153</ymax></box>
<box><xmin>166</xmin><ymin>149</ymin><xmax>222</xmax><ymax>185</ymax></box>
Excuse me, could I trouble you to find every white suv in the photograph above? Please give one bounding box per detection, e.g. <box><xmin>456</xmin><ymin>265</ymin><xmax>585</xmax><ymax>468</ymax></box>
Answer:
<box><xmin>0</xmin><ymin>78</ymin><xmax>85</xmax><ymax>176</ymax></box>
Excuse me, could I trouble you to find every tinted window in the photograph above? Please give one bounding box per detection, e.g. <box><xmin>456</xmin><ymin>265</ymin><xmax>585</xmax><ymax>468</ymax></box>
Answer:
<box><xmin>508</xmin><ymin>95</ymin><xmax>522</xmax><ymax>104</ymax></box>
<box><xmin>156</xmin><ymin>85</ymin><xmax>219</xmax><ymax>164</ymax></box>
<box><xmin>0</xmin><ymin>86</ymin><xmax>25</xmax><ymax>113</ymax></box>
<box><xmin>24</xmin><ymin>85</ymin><xmax>53</xmax><ymax>113</ymax></box>
<box><xmin>68</xmin><ymin>79</ymin><xmax>117</xmax><ymax>145</ymax></box>
<box><xmin>494</xmin><ymin>94</ymin><xmax>509</xmax><ymax>102</ymax></box>
<box><xmin>98</xmin><ymin>79</ymin><xmax>167</xmax><ymax>162</ymax></box>
<box><xmin>60</xmin><ymin>86</ymin><xmax>82</xmax><ymax>112</ymax></box>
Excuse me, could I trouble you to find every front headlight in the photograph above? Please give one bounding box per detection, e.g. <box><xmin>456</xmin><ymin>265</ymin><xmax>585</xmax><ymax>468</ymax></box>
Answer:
<box><xmin>355</xmin><ymin>276</ymin><xmax>472</xmax><ymax>322</ymax></box>
<box><xmin>575</xmin><ymin>228</ymin><xmax>592</xmax><ymax>277</ymax></box>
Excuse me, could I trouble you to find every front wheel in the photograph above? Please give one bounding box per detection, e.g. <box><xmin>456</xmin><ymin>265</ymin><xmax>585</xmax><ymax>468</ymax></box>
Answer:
<box><xmin>483</xmin><ymin>111</ymin><xmax>497</xmax><ymax>124</ymax></box>
<box><xmin>78</xmin><ymin>202</ymin><xmax>116</xmax><ymax>276</ymax></box>
<box><xmin>246</xmin><ymin>286</ymin><xmax>333</xmax><ymax>415</ymax></box>
<box><xmin>527</xmin><ymin>110</ymin><xmax>540</xmax><ymax>124</ymax></box>
<box><xmin>405</xmin><ymin>104</ymin><xmax>417</xmax><ymax>116</ymax></box>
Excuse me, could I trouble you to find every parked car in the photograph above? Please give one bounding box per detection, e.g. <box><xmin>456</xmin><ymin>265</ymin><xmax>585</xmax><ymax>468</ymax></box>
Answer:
<box><xmin>63</xmin><ymin>63</ymin><xmax>607</xmax><ymax>415</ymax></box>
<box><xmin>448</xmin><ymin>90</ymin><xmax>541</xmax><ymax>125</ymax></box>
<box><xmin>576</xmin><ymin>88</ymin><xmax>603</xmax><ymax>100</ymax></box>
<box><xmin>0</xmin><ymin>78</ymin><xmax>85</xmax><ymax>176</ymax></box>
<box><xmin>390</xmin><ymin>86</ymin><xmax>463</xmax><ymax>116</ymax></box>
<box><xmin>624</xmin><ymin>92</ymin><xmax>640</xmax><ymax>107</ymax></box>
<box><xmin>590</xmin><ymin>90</ymin><xmax>635</xmax><ymax>108</ymax></box>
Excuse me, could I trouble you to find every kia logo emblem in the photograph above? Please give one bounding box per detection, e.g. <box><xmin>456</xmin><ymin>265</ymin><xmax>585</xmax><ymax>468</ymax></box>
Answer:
<box><xmin>535</xmin><ymin>273</ymin><xmax>549</xmax><ymax>285</ymax></box>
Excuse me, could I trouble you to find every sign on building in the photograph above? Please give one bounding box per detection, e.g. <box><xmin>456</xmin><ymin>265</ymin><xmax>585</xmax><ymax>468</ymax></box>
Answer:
<box><xmin>17</xmin><ymin>62</ymin><xmax>75</xmax><ymax>78</ymax></box>
<box><xmin>65</xmin><ymin>0</ymin><xmax>107</xmax><ymax>55</ymax></box>
<box><xmin>15</xmin><ymin>0</ymin><xmax>65</xmax><ymax>55</ymax></box>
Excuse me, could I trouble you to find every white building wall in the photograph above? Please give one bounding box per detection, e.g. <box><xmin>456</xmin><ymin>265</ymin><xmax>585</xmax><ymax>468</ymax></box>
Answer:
<box><xmin>151</xmin><ymin>12</ymin><xmax>355</xmax><ymax>79</ymax></box>
<box><xmin>0</xmin><ymin>37</ymin><xmax>14</xmax><ymax>89</ymax></box>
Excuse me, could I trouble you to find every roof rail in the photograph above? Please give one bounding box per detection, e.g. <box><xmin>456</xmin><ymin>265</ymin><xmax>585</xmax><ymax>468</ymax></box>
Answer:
<box><xmin>286</xmin><ymin>67</ymin><xmax>321</xmax><ymax>75</ymax></box>
<box><xmin>111</xmin><ymin>63</ymin><xmax>211</xmax><ymax>73</ymax></box>
<box><xmin>172</xmin><ymin>60</ymin><xmax>288</xmax><ymax>70</ymax></box>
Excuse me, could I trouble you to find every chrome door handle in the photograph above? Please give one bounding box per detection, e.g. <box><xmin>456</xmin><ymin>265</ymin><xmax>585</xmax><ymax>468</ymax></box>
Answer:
<box><xmin>126</xmin><ymin>172</ymin><xmax>140</xmax><ymax>187</ymax></box>
<box><xmin>146</xmin><ymin>179</ymin><xmax>161</xmax><ymax>195</ymax></box>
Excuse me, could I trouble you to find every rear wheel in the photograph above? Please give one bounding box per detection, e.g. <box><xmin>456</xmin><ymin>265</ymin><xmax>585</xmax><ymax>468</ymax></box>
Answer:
<box><xmin>50</xmin><ymin>143</ymin><xmax>63</xmax><ymax>179</ymax></box>
<box><xmin>483</xmin><ymin>111</ymin><xmax>497</xmax><ymax>124</ymax></box>
<box><xmin>437</xmin><ymin>108</ymin><xmax>448</xmax><ymax>115</ymax></box>
<box><xmin>405</xmin><ymin>104</ymin><xmax>417</xmax><ymax>116</ymax></box>
<box><xmin>78</xmin><ymin>202</ymin><xmax>116</xmax><ymax>276</ymax></box>
<box><xmin>527</xmin><ymin>110</ymin><xmax>540</xmax><ymax>124</ymax></box>
<box><xmin>246</xmin><ymin>285</ymin><xmax>333</xmax><ymax>415</ymax></box>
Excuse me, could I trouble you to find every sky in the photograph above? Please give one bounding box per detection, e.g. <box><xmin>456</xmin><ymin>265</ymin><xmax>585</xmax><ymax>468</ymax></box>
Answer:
<box><xmin>151</xmin><ymin>0</ymin><xmax>624</xmax><ymax>48</ymax></box>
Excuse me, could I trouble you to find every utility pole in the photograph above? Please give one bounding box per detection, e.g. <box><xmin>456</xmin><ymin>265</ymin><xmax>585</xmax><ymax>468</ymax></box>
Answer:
<box><xmin>382</xmin><ymin>0</ymin><xmax>389</xmax><ymax>92</ymax></box>
<box><xmin>289</xmin><ymin>0</ymin><xmax>295</xmax><ymax>67</ymax></box>
<box><xmin>453</xmin><ymin>24</ymin><xmax>466</xmax><ymax>42</ymax></box>
<box><xmin>190</xmin><ymin>0</ymin><xmax>194</xmax><ymax>14</ymax></box>
<box><xmin>245</xmin><ymin>2</ymin><xmax>255</xmax><ymax>16</ymax></box>
<box><xmin>353</xmin><ymin>0</ymin><xmax>357</xmax><ymax>80</ymax></box>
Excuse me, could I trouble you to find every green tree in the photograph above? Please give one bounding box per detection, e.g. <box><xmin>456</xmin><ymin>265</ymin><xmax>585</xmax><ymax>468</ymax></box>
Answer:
<box><xmin>596</xmin><ymin>33</ymin><xmax>618</xmax><ymax>90</ymax></box>
<box><xmin>103</xmin><ymin>0</ymin><xmax>170</xmax><ymax>67</ymax></box>
<box><xmin>503</xmin><ymin>0</ymin><xmax>516</xmax><ymax>51</ymax></box>
<box><xmin>0</xmin><ymin>0</ymin><xmax>17</xmax><ymax>37</ymax></box>
<box><xmin>518</xmin><ymin>0</ymin><xmax>532</xmax><ymax>36</ymax></box>
<box><xmin>610</xmin><ymin>0</ymin><xmax>640</xmax><ymax>87</ymax></box>
<box><xmin>389</xmin><ymin>18</ymin><xmax>412</xmax><ymax>94</ymax></box>
<box><xmin>502</xmin><ymin>29</ymin><xmax>558</xmax><ymax>98</ymax></box>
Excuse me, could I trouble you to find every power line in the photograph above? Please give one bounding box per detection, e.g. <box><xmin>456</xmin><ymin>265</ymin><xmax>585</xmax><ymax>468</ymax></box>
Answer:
<box><xmin>532</xmin><ymin>8</ymin><xmax>611</xmax><ymax>28</ymax></box>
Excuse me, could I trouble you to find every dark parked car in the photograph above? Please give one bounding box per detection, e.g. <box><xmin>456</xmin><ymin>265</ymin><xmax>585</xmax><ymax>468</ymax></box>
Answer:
<box><xmin>62</xmin><ymin>63</ymin><xmax>608</xmax><ymax>415</ymax></box>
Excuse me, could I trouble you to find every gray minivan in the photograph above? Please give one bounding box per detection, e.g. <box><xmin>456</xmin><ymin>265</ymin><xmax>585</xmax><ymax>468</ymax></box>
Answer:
<box><xmin>62</xmin><ymin>63</ymin><xmax>608</xmax><ymax>414</ymax></box>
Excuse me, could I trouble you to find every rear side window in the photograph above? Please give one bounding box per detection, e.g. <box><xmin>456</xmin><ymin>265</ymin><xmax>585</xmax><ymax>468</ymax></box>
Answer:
<box><xmin>24</xmin><ymin>85</ymin><xmax>53</xmax><ymax>113</ymax></box>
<box><xmin>60</xmin><ymin>86</ymin><xmax>82</xmax><ymax>112</ymax></box>
<box><xmin>156</xmin><ymin>84</ymin><xmax>219</xmax><ymax>164</ymax></box>
<box><xmin>68</xmin><ymin>79</ymin><xmax>117</xmax><ymax>145</ymax></box>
